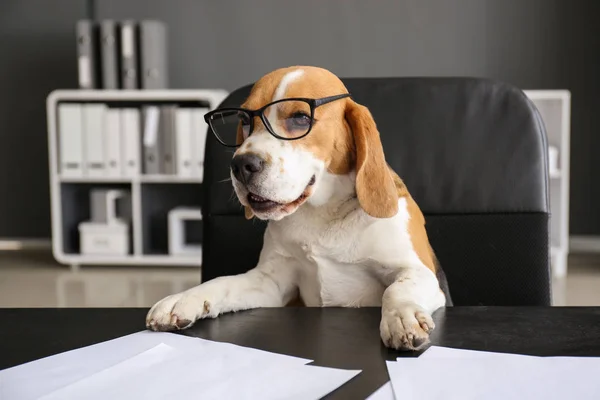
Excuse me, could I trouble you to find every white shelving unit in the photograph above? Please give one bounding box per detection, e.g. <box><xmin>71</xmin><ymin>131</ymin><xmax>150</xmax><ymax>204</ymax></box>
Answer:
<box><xmin>47</xmin><ymin>90</ymin><xmax>228</xmax><ymax>268</ymax></box>
<box><xmin>524</xmin><ymin>90</ymin><xmax>571</xmax><ymax>278</ymax></box>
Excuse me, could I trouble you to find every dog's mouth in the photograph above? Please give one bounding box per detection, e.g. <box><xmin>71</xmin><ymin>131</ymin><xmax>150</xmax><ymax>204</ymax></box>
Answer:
<box><xmin>247</xmin><ymin>175</ymin><xmax>316</xmax><ymax>213</ymax></box>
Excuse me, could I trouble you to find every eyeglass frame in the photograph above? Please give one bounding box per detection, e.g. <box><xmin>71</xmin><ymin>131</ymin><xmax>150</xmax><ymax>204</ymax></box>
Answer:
<box><xmin>203</xmin><ymin>93</ymin><xmax>351</xmax><ymax>147</ymax></box>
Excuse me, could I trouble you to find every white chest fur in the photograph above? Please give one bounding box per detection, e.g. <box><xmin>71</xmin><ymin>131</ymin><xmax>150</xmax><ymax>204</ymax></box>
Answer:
<box><xmin>267</xmin><ymin>195</ymin><xmax>418</xmax><ymax>307</ymax></box>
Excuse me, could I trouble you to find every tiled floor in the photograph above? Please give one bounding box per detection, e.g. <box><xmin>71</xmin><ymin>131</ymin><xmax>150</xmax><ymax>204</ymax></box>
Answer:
<box><xmin>553</xmin><ymin>255</ymin><xmax>600</xmax><ymax>306</ymax></box>
<box><xmin>0</xmin><ymin>251</ymin><xmax>200</xmax><ymax>308</ymax></box>
<box><xmin>0</xmin><ymin>250</ymin><xmax>599</xmax><ymax>308</ymax></box>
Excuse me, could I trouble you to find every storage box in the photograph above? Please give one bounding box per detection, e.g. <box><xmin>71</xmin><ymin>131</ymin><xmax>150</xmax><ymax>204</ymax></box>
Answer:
<box><xmin>79</xmin><ymin>221</ymin><xmax>130</xmax><ymax>256</ymax></box>
<box><xmin>168</xmin><ymin>207</ymin><xmax>202</xmax><ymax>256</ymax></box>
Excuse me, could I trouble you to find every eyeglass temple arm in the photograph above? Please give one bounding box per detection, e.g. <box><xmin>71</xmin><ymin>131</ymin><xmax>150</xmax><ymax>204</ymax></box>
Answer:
<box><xmin>204</xmin><ymin>108</ymin><xmax>248</xmax><ymax>123</ymax></box>
<box><xmin>314</xmin><ymin>93</ymin><xmax>351</xmax><ymax>107</ymax></box>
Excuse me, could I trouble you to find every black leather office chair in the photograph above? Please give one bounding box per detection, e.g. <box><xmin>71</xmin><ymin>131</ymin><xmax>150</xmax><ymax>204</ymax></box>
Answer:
<box><xmin>201</xmin><ymin>78</ymin><xmax>551</xmax><ymax>306</ymax></box>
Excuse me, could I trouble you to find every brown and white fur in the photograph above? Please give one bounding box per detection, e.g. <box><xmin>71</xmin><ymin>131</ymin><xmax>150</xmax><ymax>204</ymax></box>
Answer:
<box><xmin>146</xmin><ymin>66</ymin><xmax>448</xmax><ymax>350</ymax></box>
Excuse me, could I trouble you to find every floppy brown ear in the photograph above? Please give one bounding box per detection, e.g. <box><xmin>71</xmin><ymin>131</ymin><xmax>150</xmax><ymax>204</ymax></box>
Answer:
<box><xmin>345</xmin><ymin>100</ymin><xmax>398</xmax><ymax>218</ymax></box>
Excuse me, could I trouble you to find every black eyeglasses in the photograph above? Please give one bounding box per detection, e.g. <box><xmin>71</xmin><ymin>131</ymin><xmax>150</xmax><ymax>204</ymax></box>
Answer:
<box><xmin>203</xmin><ymin>93</ymin><xmax>351</xmax><ymax>147</ymax></box>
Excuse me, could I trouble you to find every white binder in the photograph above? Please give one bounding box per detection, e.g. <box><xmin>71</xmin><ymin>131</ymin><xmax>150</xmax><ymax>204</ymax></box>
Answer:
<box><xmin>120</xmin><ymin>108</ymin><xmax>141</xmax><ymax>177</ymax></box>
<box><xmin>83</xmin><ymin>104</ymin><xmax>106</xmax><ymax>177</ymax></box>
<box><xmin>105</xmin><ymin>108</ymin><xmax>122</xmax><ymax>177</ymax></box>
<box><xmin>58</xmin><ymin>104</ymin><xmax>84</xmax><ymax>178</ymax></box>
<box><xmin>175</xmin><ymin>108</ymin><xmax>193</xmax><ymax>178</ymax></box>
<box><xmin>191</xmin><ymin>108</ymin><xmax>209</xmax><ymax>180</ymax></box>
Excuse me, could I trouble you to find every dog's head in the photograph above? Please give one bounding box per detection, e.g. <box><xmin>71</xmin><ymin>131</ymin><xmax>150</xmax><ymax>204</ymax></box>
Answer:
<box><xmin>216</xmin><ymin>66</ymin><xmax>398</xmax><ymax>221</ymax></box>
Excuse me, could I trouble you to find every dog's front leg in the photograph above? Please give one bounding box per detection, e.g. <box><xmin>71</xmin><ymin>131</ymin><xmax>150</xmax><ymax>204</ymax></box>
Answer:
<box><xmin>146</xmin><ymin>254</ymin><xmax>296</xmax><ymax>332</ymax></box>
<box><xmin>379</xmin><ymin>264</ymin><xmax>446</xmax><ymax>351</ymax></box>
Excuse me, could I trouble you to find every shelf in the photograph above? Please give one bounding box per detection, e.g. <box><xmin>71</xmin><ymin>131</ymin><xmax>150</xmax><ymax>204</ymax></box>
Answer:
<box><xmin>550</xmin><ymin>246</ymin><xmax>563</xmax><ymax>256</ymax></box>
<box><xmin>48</xmin><ymin>89</ymin><xmax>228</xmax><ymax>105</ymax></box>
<box><xmin>48</xmin><ymin>90</ymin><xmax>225</xmax><ymax>269</ymax></box>
<box><xmin>140</xmin><ymin>175</ymin><xmax>203</xmax><ymax>183</ymax></box>
<box><xmin>59</xmin><ymin>175</ymin><xmax>204</xmax><ymax>184</ymax></box>
<box><xmin>524</xmin><ymin>90</ymin><xmax>570</xmax><ymax>279</ymax></box>
<box><xmin>59</xmin><ymin>176</ymin><xmax>133</xmax><ymax>183</ymax></box>
<box><xmin>57</xmin><ymin>254</ymin><xmax>202</xmax><ymax>267</ymax></box>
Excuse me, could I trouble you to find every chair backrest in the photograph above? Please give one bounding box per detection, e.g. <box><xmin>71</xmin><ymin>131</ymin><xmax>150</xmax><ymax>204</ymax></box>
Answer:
<box><xmin>202</xmin><ymin>77</ymin><xmax>551</xmax><ymax>306</ymax></box>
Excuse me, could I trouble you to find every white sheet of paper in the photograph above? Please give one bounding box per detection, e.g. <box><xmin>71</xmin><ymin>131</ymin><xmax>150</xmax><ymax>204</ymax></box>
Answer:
<box><xmin>387</xmin><ymin>356</ymin><xmax>600</xmax><ymax>400</ymax></box>
<box><xmin>416</xmin><ymin>346</ymin><xmax>597</xmax><ymax>364</ymax></box>
<box><xmin>370</xmin><ymin>347</ymin><xmax>600</xmax><ymax>400</ymax></box>
<box><xmin>39</xmin><ymin>343</ymin><xmax>181</xmax><ymax>400</ymax></box>
<box><xmin>372</xmin><ymin>347</ymin><xmax>538</xmax><ymax>400</ymax></box>
<box><xmin>37</xmin><ymin>343</ymin><xmax>359</xmax><ymax>400</ymax></box>
<box><xmin>0</xmin><ymin>331</ymin><xmax>311</xmax><ymax>400</ymax></box>
<box><xmin>417</xmin><ymin>346</ymin><xmax>538</xmax><ymax>360</ymax></box>
<box><xmin>193</xmin><ymin>363</ymin><xmax>361</xmax><ymax>400</ymax></box>
<box><xmin>366</xmin><ymin>382</ymin><xmax>395</xmax><ymax>400</ymax></box>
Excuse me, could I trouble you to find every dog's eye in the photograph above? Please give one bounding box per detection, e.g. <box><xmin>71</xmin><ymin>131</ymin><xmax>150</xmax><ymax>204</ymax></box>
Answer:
<box><xmin>239</xmin><ymin>112</ymin><xmax>250</xmax><ymax>126</ymax></box>
<box><xmin>285</xmin><ymin>112</ymin><xmax>312</xmax><ymax>132</ymax></box>
<box><xmin>239</xmin><ymin>113</ymin><xmax>251</xmax><ymax>138</ymax></box>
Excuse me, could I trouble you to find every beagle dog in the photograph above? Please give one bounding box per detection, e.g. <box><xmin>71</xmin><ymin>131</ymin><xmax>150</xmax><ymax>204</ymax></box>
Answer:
<box><xmin>146</xmin><ymin>66</ymin><xmax>451</xmax><ymax>350</ymax></box>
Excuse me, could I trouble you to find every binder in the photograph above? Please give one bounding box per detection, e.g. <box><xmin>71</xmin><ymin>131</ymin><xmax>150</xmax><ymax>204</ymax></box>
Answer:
<box><xmin>139</xmin><ymin>20</ymin><xmax>168</xmax><ymax>89</ymax></box>
<box><xmin>191</xmin><ymin>108</ymin><xmax>209</xmax><ymax>180</ymax></box>
<box><xmin>120</xmin><ymin>108</ymin><xmax>141</xmax><ymax>177</ymax></box>
<box><xmin>120</xmin><ymin>21</ymin><xmax>139</xmax><ymax>89</ymax></box>
<box><xmin>142</xmin><ymin>106</ymin><xmax>161</xmax><ymax>175</ymax></box>
<box><xmin>160</xmin><ymin>105</ymin><xmax>177</xmax><ymax>174</ymax></box>
<box><xmin>58</xmin><ymin>104</ymin><xmax>84</xmax><ymax>177</ymax></box>
<box><xmin>105</xmin><ymin>108</ymin><xmax>122</xmax><ymax>177</ymax></box>
<box><xmin>76</xmin><ymin>20</ymin><xmax>100</xmax><ymax>89</ymax></box>
<box><xmin>100</xmin><ymin>20</ymin><xmax>120</xmax><ymax>89</ymax></box>
<box><xmin>82</xmin><ymin>104</ymin><xmax>106</xmax><ymax>177</ymax></box>
<box><xmin>175</xmin><ymin>108</ymin><xmax>193</xmax><ymax>177</ymax></box>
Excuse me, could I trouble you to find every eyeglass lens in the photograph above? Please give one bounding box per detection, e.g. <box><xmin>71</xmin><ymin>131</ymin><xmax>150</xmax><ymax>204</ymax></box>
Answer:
<box><xmin>208</xmin><ymin>99</ymin><xmax>313</xmax><ymax>146</ymax></box>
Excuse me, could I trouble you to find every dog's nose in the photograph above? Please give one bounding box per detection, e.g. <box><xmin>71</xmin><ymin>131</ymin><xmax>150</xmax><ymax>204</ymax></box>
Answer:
<box><xmin>231</xmin><ymin>153</ymin><xmax>265</xmax><ymax>184</ymax></box>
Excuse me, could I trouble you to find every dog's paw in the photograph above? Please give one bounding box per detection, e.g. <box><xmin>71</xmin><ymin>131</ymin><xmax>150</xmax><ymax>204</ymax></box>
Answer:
<box><xmin>380</xmin><ymin>303</ymin><xmax>435</xmax><ymax>351</ymax></box>
<box><xmin>146</xmin><ymin>290</ymin><xmax>217</xmax><ymax>332</ymax></box>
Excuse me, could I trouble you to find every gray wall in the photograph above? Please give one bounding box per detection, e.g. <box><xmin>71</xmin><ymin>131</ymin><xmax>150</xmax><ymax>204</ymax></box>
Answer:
<box><xmin>0</xmin><ymin>1</ymin><xmax>87</xmax><ymax>238</ymax></box>
<box><xmin>96</xmin><ymin>0</ymin><xmax>599</xmax><ymax>234</ymax></box>
<box><xmin>1</xmin><ymin>0</ymin><xmax>599</xmax><ymax>237</ymax></box>
<box><xmin>96</xmin><ymin>0</ymin><xmax>566</xmax><ymax>89</ymax></box>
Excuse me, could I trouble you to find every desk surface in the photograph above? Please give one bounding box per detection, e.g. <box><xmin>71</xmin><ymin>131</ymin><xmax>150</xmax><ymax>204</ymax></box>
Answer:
<box><xmin>2</xmin><ymin>307</ymin><xmax>600</xmax><ymax>399</ymax></box>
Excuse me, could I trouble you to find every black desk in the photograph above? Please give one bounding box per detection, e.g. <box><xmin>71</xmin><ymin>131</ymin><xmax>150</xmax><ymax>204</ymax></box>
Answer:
<box><xmin>2</xmin><ymin>307</ymin><xmax>600</xmax><ymax>399</ymax></box>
